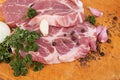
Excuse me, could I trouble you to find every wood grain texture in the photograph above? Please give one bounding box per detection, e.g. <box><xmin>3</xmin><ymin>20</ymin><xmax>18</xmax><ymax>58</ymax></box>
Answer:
<box><xmin>0</xmin><ymin>0</ymin><xmax>120</xmax><ymax>80</ymax></box>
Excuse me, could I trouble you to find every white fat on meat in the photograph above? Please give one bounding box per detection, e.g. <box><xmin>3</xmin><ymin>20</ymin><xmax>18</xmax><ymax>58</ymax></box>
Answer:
<box><xmin>2</xmin><ymin>0</ymin><xmax>108</xmax><ymax>64</ymax></box>
<box><xmin>28</xmin><ymin>0</ymin><xmax>84</xmax><ymax>27</ymax></box>
<box><xmin>21</xmin><ymin>22</ymin><xmax>98</xmax><ymax>64</ymax></box>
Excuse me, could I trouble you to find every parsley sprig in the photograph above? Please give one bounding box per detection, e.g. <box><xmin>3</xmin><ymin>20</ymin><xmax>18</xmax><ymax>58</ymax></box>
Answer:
<box><xmin>0</xmin><ymin>28</ymin><xmax>44</xmax><ymax>76</ymax></box>
<box><xmin>87</xmin><ymin>15</ymin><xmax>96</xmax><ymax>25</ymax></box>
<box><xmin>27</xmin><ymin>8</ymin><xmax>37</xmax><ymax>19</ymax></box>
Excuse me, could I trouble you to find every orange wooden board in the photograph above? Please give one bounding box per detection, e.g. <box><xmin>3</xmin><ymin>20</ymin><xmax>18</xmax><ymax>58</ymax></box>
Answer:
<box><xmin>0</xmin><ymin>0</ymin><xmax>120</xmax><ymax>80</ymax></box>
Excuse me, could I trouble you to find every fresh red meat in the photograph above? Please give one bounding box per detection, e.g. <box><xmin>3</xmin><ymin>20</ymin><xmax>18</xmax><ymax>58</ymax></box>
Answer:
<box><xmin>29</xmin><ymin>0</ymin><xmax>84</xmax><ymax>27</ymax></box>
<box><xmin>1</xmin><ymin>0</ymin><xmax>108</xmax><ymax>64</ymax></box>
<box><xmin>20</xmin><ymin>22</ymin><xmax>97</xmax><ymax>64</ymax></box>
<box><xmin>1</xmin><ymin>0</ymin><xmax>84</xmax><ymax>27</ymax></box>
<box><xmin>1</xmin><ymin>0</ymin><xmax>35</xmax><ymax>27</ymax></box>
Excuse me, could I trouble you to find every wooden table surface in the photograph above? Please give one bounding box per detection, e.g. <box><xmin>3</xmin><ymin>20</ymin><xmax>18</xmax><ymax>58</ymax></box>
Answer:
<box><xmin>0</xmin><ymin>0</ymin><xmax>120</xmax><ymax>80</ymax></box>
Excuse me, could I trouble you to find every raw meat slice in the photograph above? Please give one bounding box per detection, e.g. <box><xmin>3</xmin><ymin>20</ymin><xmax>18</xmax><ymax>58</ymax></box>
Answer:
<box><xmin>1</xmin><ymin>0</ymin><xmax>84</xmax><ymax>27</ymax></box>
<box><xmin>1</xmin><ymin>0</ymin><xmax>35</xmax><ymax>27</ymax></box>
<box><xmin>1</xmin><ymin>0</ymin><xmax>108</xmax><ymax>64</ymax></box>
<box><xmin>20</xmin><ymin>22</ymin><xmax>97</xmax><ymax>64</ymax></box>
<box><xmin>29</xmin><ymin>0</ymin><xmax>84</xmax><ymax>27</ymax></box>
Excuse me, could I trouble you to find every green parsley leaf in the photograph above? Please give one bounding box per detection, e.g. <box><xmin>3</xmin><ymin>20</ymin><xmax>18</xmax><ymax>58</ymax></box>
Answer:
<box><xmin>27</xmin><ymin>8</ymin><xmax>37</xmax><ymax>19</ymax></box>
<box><xmin>88</xmin><ymin>15</ymin><xmax>96</xmax><ymax>25</ymax></box>
<box><xmin>10</xmin><ymin>58</ymin><xmax>22</xmax><ymax>77</ymax></box>
<box><xmin>0</xmin><ymin>27</ymin><xmax>43</xmax><ymax>77</ymax></box>
<box><xmin>24</xmin><ymin>42</ymin><xmax>38</xmax><ymax>52</ymax></box>
<box><xmin>21</xmin><ymin>67</ymin><xmax>28</xmax><ymax>76</ymax></box>
<box><xmin>33</xmin><ymin>61</ymin><xmax>44</xmax><ymax>72</ymax></box>
<box><xmin>0</xmin><ymin>41</ymin><xmax>12</xmax><ymax>63</ymax></box>
<box><xmin>24</xmin><ymin>54</ymin><xmax>33</xmax><ymax>66</ymax></box>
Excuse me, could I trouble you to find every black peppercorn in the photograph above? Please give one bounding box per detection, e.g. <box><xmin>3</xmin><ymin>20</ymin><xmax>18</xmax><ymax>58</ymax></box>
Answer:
<box><xmin>113</xmin><ymin>16</ymin><xmax>118</xmax><ymax>21</ymax></box>
<box><xmin>70</xmin><ymin>31</ymin><xmax>75</xmax><ymax>36</ymax></box>
<box><xmin>63</xmin><ymin>34</ymin><xmax>67</xmax><ymax>37</ymax></box>
<box><xmin>52</xmin><ymin>42</ymin><xmax>56</xmax><ymax>46</ymax></box>
<box><xmin>76</xmin><ymin>42</ymin><xmax>80</xmax><ymax>46</ymax></box>
<box><xmin>71</xmin><ymin>36</ymin><xmax>77</xmax><ymax>41</ymax></box>
<box><xmin>107</xmin><ymin>39</ymin><xmax>111</xmax><ymax>43</ymax></box>
<box><xmin>81</xmin><ymin>29</ymin><xmax>85</xmax><ymax>33</ymax></box>
<box><xmin>100</xmin><ymin>52</ymin><xmax>105</xmax><ymax>56</ymax></box>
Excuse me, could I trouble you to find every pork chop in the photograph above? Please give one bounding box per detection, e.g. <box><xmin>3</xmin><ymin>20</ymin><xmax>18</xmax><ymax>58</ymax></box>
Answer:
<box><xmin>1</xmin><ymin>0</ymin><xmax>35</xmax><ymax>27</ymax></box>
<box><xmin>1</xmin><ymin>0</ymin><xmax>84</xmax><ymax>27</ymax></box>
<box><xmin>1</xmin><ymin>0</ymin><xmax>108</xmax><ymax>64</ymax></box>
<box><xmin>29</xmin><ymin>0</ymin><xmax>84</xmax><ymax>27</ymax></box>
<box><xmin>20</xmin><ymin>22</ymin><xmax>97</xmax><ymax>64</ymax></box>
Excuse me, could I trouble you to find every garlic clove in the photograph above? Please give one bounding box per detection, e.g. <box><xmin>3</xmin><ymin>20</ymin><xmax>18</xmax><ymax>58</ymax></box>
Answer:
<box><xmin>0</xmin><ymin>21</ymin><xmax>11</xmax><ymax>43</ymax></box>
<box><xmin>39</xmin><ymin>19</ymin><xmax>49</xmax><ymax>36</ymax></box>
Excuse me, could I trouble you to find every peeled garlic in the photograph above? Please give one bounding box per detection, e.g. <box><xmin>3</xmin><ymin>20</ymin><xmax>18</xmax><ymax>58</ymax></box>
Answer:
<box><xmin>0</xmin><ymin>21</ymin><xmax>11</xmax><ymax>43</ymax></box>
<box><xmin>39</xmin><ymin>19</ymin><xmax>49</xmax><ymax>36</ymax></box>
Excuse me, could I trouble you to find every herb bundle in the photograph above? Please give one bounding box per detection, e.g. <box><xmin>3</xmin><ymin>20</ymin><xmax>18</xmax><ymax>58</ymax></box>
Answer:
<box><xmin>0</xmin><ymin>28</ymin><xmax>44</xmax><ymax>76</ymax></box>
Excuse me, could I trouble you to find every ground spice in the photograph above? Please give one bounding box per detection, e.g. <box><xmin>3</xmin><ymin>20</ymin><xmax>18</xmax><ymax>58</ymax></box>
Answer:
<box><xmin>79</xmin><ymin>40</ymin><xmax>107</xmax><ymax>66</ymax></box>
<box><xmin>79</xmin><ymin>52</ymin><xmax>98</xmax><ymax>66</ymax></box>
<box><xmin>97</xmin><ymin>57</ymin><xmax>101</xmax><ymax>60</ymax></box>
<box><xmin>112</xmin><ymin>21</ymin><xmax>116</xmax><ymax>25</ymax></box>
<box><xmin>107</xmin><ymin>30</ymin><xmax>112</xmax><ymax>37</ymax></box>
<box><xmin>108</xmin><ymin>13</ymin><xmax>113</xmax><ymax>16</ymax></box>
<box><xmin>96</xmin><ymin>41</ymin><xmax>101</xmax><ymax>53</ymax></box>
<box><xmin>79</xmin><ymin>14</ymin><xmax>115</xmax><ymax>67</ymax></box>
<box><xmin>111</xmin><ymin>46</ymin><xmax>114</xmax><ymax>48</ymax></box>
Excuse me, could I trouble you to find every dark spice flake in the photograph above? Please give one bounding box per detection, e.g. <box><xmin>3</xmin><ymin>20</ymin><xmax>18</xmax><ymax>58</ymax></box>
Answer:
<box><xmin>79</xmin><ymin>53</ymin><xmax>97</xmax><ymax>66</ymax></box>
<box><xmin>112</xmin><ymin>21</ymin><xmax>116</xmax><ymax>25</ymax></box>
<box><xmin>107</xmin><ymin>30</ymin><xmax>112</xmax><ymax>37</ymax></box>
<box><xmin>96</xmin><ymin>42</ymin><xmax>101</xmax><ymax>53</ymax></box>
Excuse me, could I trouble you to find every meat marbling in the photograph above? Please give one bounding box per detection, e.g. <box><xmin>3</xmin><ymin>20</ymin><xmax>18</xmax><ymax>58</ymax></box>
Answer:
<box><xmin>29</xmin><ymin>0</ymin><xmax>84</xmax><ymax>27</ymax></box>
<box><xmin>1</xmin><ymin>0</ymin><xmax>35</xmax><ymax>27</ymax></box>
<box><xmin>1</xmin><ymin>0</ymin><xmax>108</xmax><ymax>64</ymax></box>
<box><xmin>1</xmin><ymin>0</ymin><xmax>84</xmax><ymax>27</ymax></box>
<box><xmin>21</xmin><ymin>22</ymin><xmax>97</xmax><ymax>64</ymax></box>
